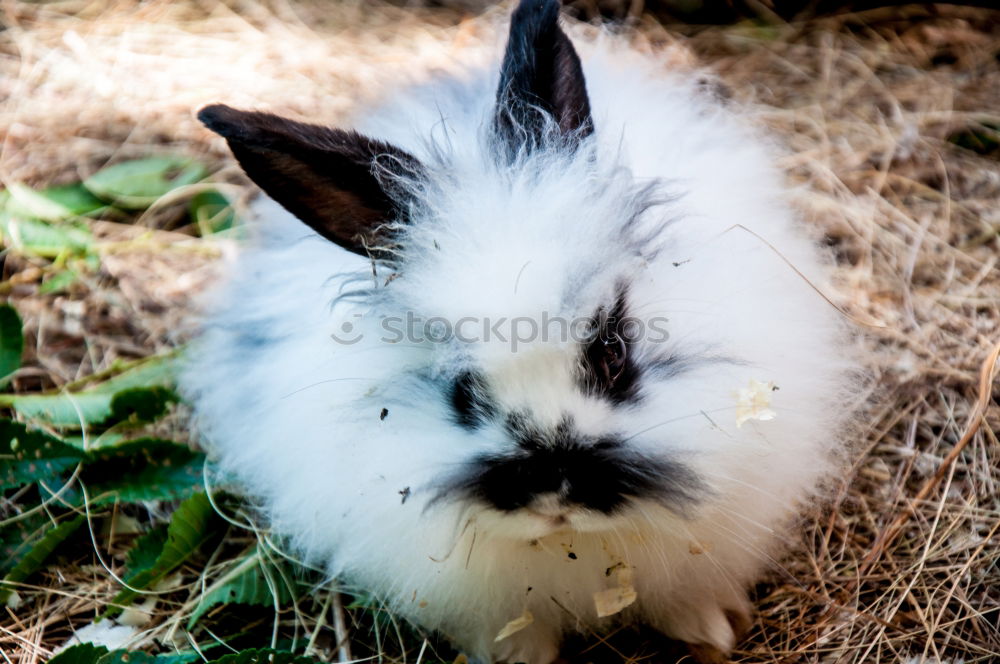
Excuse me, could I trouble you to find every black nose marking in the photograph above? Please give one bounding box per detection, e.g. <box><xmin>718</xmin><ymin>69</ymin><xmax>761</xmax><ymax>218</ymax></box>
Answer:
<box><xmin>435</xmin><ymin>433</ymin><xmax>702</xmax><ymax>515</ymax></box>
<box><xmin>469</xmin><ymin>439</ymin><xmax>636</xmax><ymax>513</ymax></box>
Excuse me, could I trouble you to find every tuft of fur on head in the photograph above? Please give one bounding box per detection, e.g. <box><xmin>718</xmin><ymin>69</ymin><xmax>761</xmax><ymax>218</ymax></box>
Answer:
<box><xmin>183</xmin><ymin>1</ymin><xmax>864</xmax><ymax>662</ymax></box>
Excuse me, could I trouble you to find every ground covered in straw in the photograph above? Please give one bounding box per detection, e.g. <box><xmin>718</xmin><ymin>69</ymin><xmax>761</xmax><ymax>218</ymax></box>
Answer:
<box><xmin>1</xmin><ymin>1</ymin><xmax>998</xmax><ymax>662</ymax></box>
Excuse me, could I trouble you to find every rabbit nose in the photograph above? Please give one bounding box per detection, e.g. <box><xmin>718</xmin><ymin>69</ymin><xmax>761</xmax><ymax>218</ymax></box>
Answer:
<box><xmin>462</xmin><ymin>438</ymin><xmax>636</xmax><ymax>514</ymax></box>
<box><xmin>527</xmin><ymin>491</ymin><xmax>570</xmax><ymax>517</ymax></box>
<box><xmin>433</xmin><ymin>430</ymin><xmax>704</xmax><ymax>517</ymax></box>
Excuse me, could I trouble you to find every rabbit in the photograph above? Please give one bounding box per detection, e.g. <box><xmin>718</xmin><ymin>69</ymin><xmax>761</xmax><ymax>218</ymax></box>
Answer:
<box><xmin>183</xmin><ymin>0</ymin><xmax>860</xmax><ymax>662</ymax></box>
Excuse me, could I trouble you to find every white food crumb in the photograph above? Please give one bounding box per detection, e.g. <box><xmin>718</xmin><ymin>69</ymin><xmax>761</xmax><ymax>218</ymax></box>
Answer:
<box><xmin>735</xmin><ymin>379</ymin><xmax>777</xmax><ymax>427</ymax></box>
<box><xmin>57</xmin><ymin>620</ymin><xmax>136</xmax><ymax>653</ymax></box>
<box><xmin>594</xmin><ymin>567</ymin><xmax>637</xmax><ymax>618</ymax></box>
<box><xmin>494</xmin><ymin>609</ymin><xmax>534</xmax><ymax>641</ymax></box>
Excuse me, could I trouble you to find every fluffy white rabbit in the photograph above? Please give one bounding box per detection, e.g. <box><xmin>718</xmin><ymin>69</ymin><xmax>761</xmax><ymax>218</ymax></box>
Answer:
<box><xmin>184</xmin><ymin>1</ymin><xmax>859</xmax><ymax>661</ymax></box>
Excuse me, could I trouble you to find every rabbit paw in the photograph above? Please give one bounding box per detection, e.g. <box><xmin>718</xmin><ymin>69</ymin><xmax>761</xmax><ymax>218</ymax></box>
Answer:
<box><xmin>651</xmin><ymin>598</ymin><xmax>752</xmax><ymax>658</ymax></box>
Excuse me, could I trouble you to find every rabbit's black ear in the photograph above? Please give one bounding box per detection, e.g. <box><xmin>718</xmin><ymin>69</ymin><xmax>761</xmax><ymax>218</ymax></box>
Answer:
<box><xmin>494</xmin><ymin>0</ymin><xmax>593</xmax><ymax>158</ymax></box>
<box><xmin>199</xmin><ymin>104</ymin><xmax>422</xmax><ymax>257</ymax></box>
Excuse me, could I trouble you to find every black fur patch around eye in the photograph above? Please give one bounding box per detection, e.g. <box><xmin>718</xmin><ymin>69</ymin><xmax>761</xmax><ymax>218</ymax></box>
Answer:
<box><xmin>450</xmin><ymin>371</ymin><xmax>495</xmax><ymax>430</ymax></box>
<box><xmin>581</xmin><ymin>287</ymin><xmax>642</xmax><ymax>404</ymax></box>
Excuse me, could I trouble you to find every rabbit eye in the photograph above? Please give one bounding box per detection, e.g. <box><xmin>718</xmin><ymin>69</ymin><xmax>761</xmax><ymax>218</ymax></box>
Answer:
<box><xmin>581</xmin><ymin>286</ymin><xmax>641</xmax><ymax>404</ymax></box>
<box><xmin>586</xmin><ymin>329</ymin><xmax>629</xmax><ymax>392</ymax></box>
<box><xmin>600</xmin><ymin>333</ymin><xmax>628</xmax><ymax>384</ymax></box>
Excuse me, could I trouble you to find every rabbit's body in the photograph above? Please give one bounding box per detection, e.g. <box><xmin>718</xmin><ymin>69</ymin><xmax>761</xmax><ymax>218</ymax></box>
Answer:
<box><xmin>185</xmin><ymin>3</ymin><xmax>857</xmax><ymax>662</ymax></box>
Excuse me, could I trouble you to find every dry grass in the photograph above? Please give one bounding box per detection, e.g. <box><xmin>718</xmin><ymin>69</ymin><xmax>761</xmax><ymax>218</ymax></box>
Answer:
<box><xmin>1</xmin><ymin>1</ymin><xmax>998</xmax><ymax>662</ymax></box>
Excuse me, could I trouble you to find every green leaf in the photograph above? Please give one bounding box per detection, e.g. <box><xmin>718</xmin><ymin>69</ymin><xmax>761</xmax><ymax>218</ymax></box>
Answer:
<box><xmin>50</xmin><ymin>650</ymin><xmax>299</xmax><ymax>664</ymax></box>
<box><xmin>153</xmin><ymin>654</ymin><xmax>203</xmax><ymax>664</ymax></box>
<box><xmin>730</xmin><ymin>20</ymin><xmax>785</xmax><ymax>43</ymax></box>
<box><xmin>5</xmin><ymin>182</ymin><xmax>107</xmax><ymax>221</ymax></box>
<box><xmin>80</xmin><ymin>438</ymin><xmax>205</xmax><ymax>505</ymax></box>
<box><xmin>187</xmin><ymin>554</ymin><xmax>301</xmax><ymax>628</ymax></box>
<box><xmin>84</xmin><ymin>158</ymin><xmax>207</xmax><ymax>210</ymax></box>
<box><xmin>106</xmin><ymin>491</ymin><xmax>218</xmax><ymax>616</ymax></box>
<box><xmin>206</xmin><ymin>649</ymin><xmax>319</xmax><ymax>664</ymax></box>
<box><xmin>0</xmin><ymin>419</ymin><xmax>85</xmax><ymax>490</ymax></box>
<box><xmin>97</xmin><ymin>651</ymin><xmax>158</xmax><ymax>664</ymax></box>
<box><xmin>123</xmin><ymin>526</ymin><xmax>169</xmax><ymax>580</ymax></box>
<box><xmin>0</xmin><ymin>303</ymin><xmax>23</xmax><ymax>386</ymax></box>
<box><xmin>0</xmin><ymin>513</ymin><xmax>47</xmax><ymax>576</ymax></box>
<box><xmin>189</xmin><ymin>190</ymin><xmax>237</xmax><ymax>234</ymax></box>
<box><xmin>48</xmin><ymin>644</ymin><xmax>111</xmax><ymax>664</ymax></box>
<box><xmin>344</xmin><ymin>591</ymin><xmax>379</xmax><ymax>610</ymax></box>
<box><xmin>0</xmin><ymin>212</ymin><xmax>94</xmax><ymax>257</ymax></box>
<box><xmin>948</xmin><ymin>122</ymin><xmax>1000</xmax><ymax>157</ymax></box>
<box><xmin>0</xmin><ymin>354</ymin><xmax>178</xmax><ymax>429</ymax></box>
<box><xmin>64</xmin><ymin>432</ymin><xmax>125</xmax><ymax>451</ymax></box>
<box><xmin>0</xmin><ymin>514</ymin><xmax>84</xmax><ymax>603</ymax></box>
<box><xmin>106</xmin><ymin>387</ymin><xmax>179</xmax><ymax>426</ymax></box>
<box><xmin>38</xmin><ymin>268</ymin><xmax>81</xmax><ymax>295</ymax></box>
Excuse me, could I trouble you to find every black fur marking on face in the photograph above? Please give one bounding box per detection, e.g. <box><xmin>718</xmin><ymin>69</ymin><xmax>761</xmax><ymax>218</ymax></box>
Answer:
<box><xmin>432</xmin><ymin>421</ymin><xmax>702</xmax><ymax>515</ymax></box>
<box><xmin>450</xmin><ymin>371</ymin><xmax>495</xmax><ymax>430</ymax></box>
<box><xmin>581</xmin><ymin>287</ymin><xmax>642</xmax><ymax>405</ymax></box>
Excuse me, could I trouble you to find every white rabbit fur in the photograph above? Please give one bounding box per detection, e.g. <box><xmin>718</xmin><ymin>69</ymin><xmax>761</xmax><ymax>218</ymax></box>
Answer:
<box><xmin>184</xmin><ymin>6</ymin><xmax>859</xmax><ymax>663</ymax></box>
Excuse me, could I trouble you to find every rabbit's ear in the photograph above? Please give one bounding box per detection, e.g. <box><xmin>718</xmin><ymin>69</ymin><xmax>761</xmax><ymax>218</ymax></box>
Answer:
<box><xmin>199</xmin><ymin>104</ymin><xmax>422</xmax><ymax>256</ymax></box>
<box><xmin>494</xmin><ymin>0</ymin><xmax>593</xmax><ymax>157</ymax></box>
